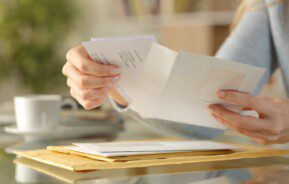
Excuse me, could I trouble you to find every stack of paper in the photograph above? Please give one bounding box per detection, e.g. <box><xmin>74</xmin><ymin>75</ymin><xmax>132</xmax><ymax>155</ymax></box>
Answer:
<box><xmin>14</xmin><ymin>139</ymin><xmax>289</xmax><ymax>171</ymax></box>
<box><xmin>66</xmin><ymin>140</ymin><xmax>240</xmax><ymax>157</ymax></box>
<box><xmin>83</xmin><ymin>36</ymin><xmax>266</xmax><ymax>129</ymax></box>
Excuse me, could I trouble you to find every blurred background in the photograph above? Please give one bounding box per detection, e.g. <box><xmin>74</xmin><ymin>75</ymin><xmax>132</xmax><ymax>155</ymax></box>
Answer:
<box><xmin>0</xmin><ymin>0</ymin><xmax>285</xmax><ymax>104</ymax></box>
<box><xmin>0</xmin><ymin>1</ymin><xmax>288</xmax><ymax>183</ymax></box>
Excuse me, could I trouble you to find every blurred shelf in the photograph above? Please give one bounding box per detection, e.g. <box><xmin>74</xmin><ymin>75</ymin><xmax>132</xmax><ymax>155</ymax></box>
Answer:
<box><xmin>91</xmin><ymin>11</ymin><xmax>235</xmax><ymax>35</ymax></box>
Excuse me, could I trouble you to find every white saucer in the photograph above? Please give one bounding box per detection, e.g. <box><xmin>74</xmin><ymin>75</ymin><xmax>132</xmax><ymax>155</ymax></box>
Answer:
<box><xmin>5</xmin><ymin>142</ymin><xmax>50</xmax><ymax>154</ymax></box>
<box><xmin>0</xmin><ymin>114</ymin><xmax>15</xmax><ymax>126</ymax></box>
<box><xmin>5</xmin><ymin>126</ymin><xmax>54</xmax><ymax>135</ymax></box>
<box><xmin>4</xmin><ymin>124</ymin><xmax>121</xmax><ymax>139</ymax></box>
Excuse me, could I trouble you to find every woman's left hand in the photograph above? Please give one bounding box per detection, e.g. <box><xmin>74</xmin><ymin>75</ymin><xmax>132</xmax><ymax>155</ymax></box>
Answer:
<box><xmin>208</xmin><ymin>90</ymin><xmax>289</xmax><ymax>144</ymax></box>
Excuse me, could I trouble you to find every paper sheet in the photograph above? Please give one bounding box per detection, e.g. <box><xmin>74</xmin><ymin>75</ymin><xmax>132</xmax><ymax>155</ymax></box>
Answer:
<box><xmin>132</xmin><ymin>43</ymin><xmax>265</xmax><ymax>129</ymax></box>
<box><xmin>83</xmin><ymin>38</ymin><xmax>265</xmax><ymax>130</ymax></box>
<box><xmin>83</xmin><ymin>35</ymin><xmax>156</xmax><ymax>102</ymax></box>
<box><xmin>130</xmin><ymin>43</ymin><xmax>177</xmax><ymax>115</ymax></box>
<box><xmin>66</xmin><ymin>146</ymin><xmax>182</xmax><ymax>157</ymax></box>
<box><xmin>71</xmin><ymin>141</ymin><xmax>240</xmax><ymax>157</ymax></box>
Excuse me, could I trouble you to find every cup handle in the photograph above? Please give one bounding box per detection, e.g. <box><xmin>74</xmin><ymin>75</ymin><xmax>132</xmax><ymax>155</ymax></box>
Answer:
<box><xmin>61</xmin><ymin>97</ymin><xmax>78</xmax><ymax>118</ymax></box>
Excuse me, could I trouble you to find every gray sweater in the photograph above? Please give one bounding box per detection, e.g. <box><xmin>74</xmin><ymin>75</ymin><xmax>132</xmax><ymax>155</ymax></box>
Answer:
<box><xmin>112</xmin><ymin>0</ymin><xmax>289</xmax><ymax>139</ymax></box>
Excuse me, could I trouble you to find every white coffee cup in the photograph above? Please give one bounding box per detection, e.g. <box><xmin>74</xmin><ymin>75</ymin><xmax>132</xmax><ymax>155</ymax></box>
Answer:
<box><xmin>14</xmin><ymin>95</ymin><xmax>68</xmax><ymax>131</ymax></box>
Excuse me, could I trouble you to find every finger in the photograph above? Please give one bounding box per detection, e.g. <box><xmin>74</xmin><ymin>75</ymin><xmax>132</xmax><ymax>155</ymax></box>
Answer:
<box><xmin>211</xmin><ymin>104</ymin><xmax>289</xmax><ymax>136</ymax></box>
<box><xmin>216</xmin><ymin>90</ymin><xmax>269</xmax><ymax>113</ymax></box>
<box><xmin>275</xmin><ymin>137</ymin><xmax>289</xmax><ymax>144</ymax></box>
<box><xmin>208</xmin><ymin>104</ymin><xmax>271</xmax><ymax>132</ymax></box>
<box><xmin>212</xmin><ymin>113</ymin><xmax>279</xmax><ymax>144</ymax></box>
<box><xmin>236</xmin><ymin>129</ymin><xmax>276</xmax><ymax>144</ymax></box>
<box><xmin>265</xmin><ymin>131</ymin><xmax>289</xmax><ymax>144</ymax></box>
<box><xmin>212</xmin><ymin>113</ymin><xmax>250</xmax><ymax>135</ymax></box>
<box><xmin>67</xmin><ymin>46</ymin><xmax>120</xmax><ymax>76</ymax></box>
<box><xmin>66</xmin><ymin>62</ymin><xmax>120</xmax><ymax>89</ymax></box>
<box><xmin>70</xmin><ymin>89</ymin><xmax>105</xmax><ymax>110</ymax></box>
<box><xmin>211</xmin><ymin>114</ymin><xmax>274</xmax><ymax>145</ymax></box>
<box><xmin>243</xmin><ymin>176</ymin><xmax>262</xmax><ymax>184</ymax></box>
<box><xmin>251</xmin><ymin>137</ymin><xmax>271</xmax><ymax>145</ymax></box>
<box><xmin>243</xmin><ymin>178</ymin><xmax>256</xmax><ymax>184</ymax></box>
<box><xmin>67</xmin><ymin>78</ymin><xmax>111</xmax><ymax>100</ymax></box>
<box><xmin>62</xmin><ymin>62</ymin><xmax>69</xmax><ymax>76</ymax></box>
<box><xmin>242</xmin><ymin>106</ymin><xmax>253</xmax><ymax>110</ymax></box>
<box><xmin>66</xmin><ymin>46</ymin><xmax>87</xmax><ymax>60</ymax></box>
<box><xmin>211</xmin><ymin>113</ymin><xmax>241</xmax><ymax>130</ymax></box>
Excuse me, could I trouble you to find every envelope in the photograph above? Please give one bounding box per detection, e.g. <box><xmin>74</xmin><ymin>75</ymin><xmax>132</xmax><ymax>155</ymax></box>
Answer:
<box><xmin>47</xmin><ymin>146</ymin><xmax>236</xmax><ymax>162</ymax></box>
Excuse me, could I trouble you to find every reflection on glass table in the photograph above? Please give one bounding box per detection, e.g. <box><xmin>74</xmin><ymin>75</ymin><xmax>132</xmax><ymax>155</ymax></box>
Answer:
<box><xmin>244</xmin><ymin>169</ymin><xmax>289</xmax><ymax>184</ymax></box>
<box><xmin>13</xmin><ymin>155</ymin><xmax>289</xmax><ymax>184</ymax></box>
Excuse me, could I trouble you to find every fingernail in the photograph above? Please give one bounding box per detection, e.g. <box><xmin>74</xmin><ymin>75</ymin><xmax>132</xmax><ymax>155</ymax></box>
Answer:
<box><xmin>103</xmin><ymin>86</ymin><xmax>111</xmax><ymax>92</ymax></box>
<box><xmin>112</xmin><ymin>76</ymin><xmax>120</xmax><ymax>83</ymax></box>
<box><xmin>208</xmin><ymin>104</ymin><xmax>214</xmax><ymax>109</ymax></box>
<box><xmin>208</xmin><ymin>105</ymin><xmax>217</xmax><ymax>112</ymax></box>
<box><xmin>108</xmin><ymin>83</ymin><xmax>115</xmax><ymax>87</ymax></box>
<box><xmin>211</xmin><ymin>113</ymin><xmax>218</xmax><ymax>120</ymax></box>
<box><xmin>217</xmin><ymin>90</ymin><xmax>225</xmax><ymax>98</ymax></box>
<box><xmin>110</xmin><ymin>68</ymin><xmax>121</xmax><ymax>75</ymax></box>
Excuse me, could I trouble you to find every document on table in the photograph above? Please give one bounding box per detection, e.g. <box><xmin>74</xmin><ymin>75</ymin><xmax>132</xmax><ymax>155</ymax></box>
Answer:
<box><xmin>67</xmin><ymin>141</ymin><xmax>241</xmax><ymax>157</ymax></box>
<box><xmin>82</xmin><ymin>35</ymin><xmax>156</xmax><ymax>102</ymax></box>
<box><xmin>83</xmin><ymin>36</ymin><xmax>265</xmax><ymax>130</ymax></box>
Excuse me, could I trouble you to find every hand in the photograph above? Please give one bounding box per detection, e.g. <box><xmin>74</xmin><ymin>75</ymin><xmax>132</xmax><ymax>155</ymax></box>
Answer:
<box><xmin>62</xmin><ymin>46</ymin><xmax>127</xmax><ymax>109</ymax></box>
<box><xmin>244</xmin><ymin>170</ymin><xmax>289</xmax><ymax>184</ymax></box>
<box><xmin>208</xmin><ymin>90</ymin><xmax>289</xmax><ymax>144</ymax></box>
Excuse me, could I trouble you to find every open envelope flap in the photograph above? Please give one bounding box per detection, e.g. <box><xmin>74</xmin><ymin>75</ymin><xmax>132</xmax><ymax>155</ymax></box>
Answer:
<box><xmin>131</xmin><ymin>44</ymin><xmax>266</xmax><ymax>129</ymax></box>
<box><xmin>14</xmin><ymin>147</ymin><xmax>289</xmax><ymax>171</ymax></box>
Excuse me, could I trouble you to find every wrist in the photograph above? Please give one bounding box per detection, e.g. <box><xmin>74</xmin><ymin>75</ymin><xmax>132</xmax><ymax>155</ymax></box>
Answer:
<box><xmin>108</xmin><ymin>89</ymin><xmax>128</xmax><ymax>107</ymax></box>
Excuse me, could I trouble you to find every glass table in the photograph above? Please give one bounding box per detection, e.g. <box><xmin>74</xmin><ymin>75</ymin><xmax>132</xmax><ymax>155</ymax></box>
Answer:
<box><xmin>3</xmin><ymin>150</ymin><xmax>289</xmax><ymax>184</ymax></box>
<box><xmin>1</xmin><ymin>115</ymin><xmax>289</xmax><ymax>184</ymax></box>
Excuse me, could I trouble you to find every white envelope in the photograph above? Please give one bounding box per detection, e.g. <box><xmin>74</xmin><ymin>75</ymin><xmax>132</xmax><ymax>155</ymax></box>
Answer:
<box><xmin>131</xmin><ymin>43</ymin><xmax>265</xmax><ymax>129</ymax></box>
<box><xmin>71</xmin><ymin>140</ymin><xmax>240</xmax><ymax>157</ymax></box>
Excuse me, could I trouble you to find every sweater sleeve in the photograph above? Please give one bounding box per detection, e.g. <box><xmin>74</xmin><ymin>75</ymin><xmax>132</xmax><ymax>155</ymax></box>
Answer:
<box><xmin>216</xmin><ymin>1</ymin><xmax>278</xmax><ymax>94</ymax></box>
<box><xmin>110</xmin><ymin>1</ymin><xmax>277</xmax><ymax>139</ymax></box>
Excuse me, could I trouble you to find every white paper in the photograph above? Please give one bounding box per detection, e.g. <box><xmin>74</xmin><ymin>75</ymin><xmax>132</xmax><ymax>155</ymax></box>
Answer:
<box><xmin>67</xmin><ymin>146</ymin><xmax>184</xmax><ymax>157</ymax></box>
<box><xmin>198</xmin><ymin>67</ymin><xmax>245</xmax><ymax>106</ymax></box>
<box><xmin>90</xmin><ymin>35</ymin><xmax>155</xmax><ymax>42</ymax></box>
<box><xmin>83</xmin><ymin>38</ymin><xmax>265</xmax><ymax>130</ymax></box>
<box><xmin>132</xmin><ymin>44</ymin><xmax>265</xmax><ymax>129</ymax></box>
<box><xmin>82</xmin><ymin>35</ymin><xmax>156</xmax><ymax>102</ymax></box>
<box><xmin>70</xmin><ymin>141</ymin><xmax>240</xmax><ymax>157</ymax></box>
<box><xmin>131</xmin><ymin>43</ymin><xmax>177</xmax><ymax>115</ymax></box>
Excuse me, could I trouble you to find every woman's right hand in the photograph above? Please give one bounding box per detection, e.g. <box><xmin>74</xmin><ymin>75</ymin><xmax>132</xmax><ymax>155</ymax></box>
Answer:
<box><xmin>62</xmin><ymin>46</ymin><xmax>127</xmax><ymax>110</ymax></box>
